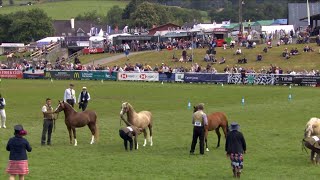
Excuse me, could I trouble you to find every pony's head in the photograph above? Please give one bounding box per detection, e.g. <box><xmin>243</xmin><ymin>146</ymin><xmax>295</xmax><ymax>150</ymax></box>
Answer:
<box><xmin>193</xmin><ymin>103</ymin><xmax>204</xmax><ymax>113</ymax></box>
<box><xmin>54</xmin><ymin>101</ymin><xmax>66</xmax><ymax>113</ymax></box>
<box><xmin>120</xmin><ymin>102</ymin><xmax>130</xmax><ymax>116</ymax></box>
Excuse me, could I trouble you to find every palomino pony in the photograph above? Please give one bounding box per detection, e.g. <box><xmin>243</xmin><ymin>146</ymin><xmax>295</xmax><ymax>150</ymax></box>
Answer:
<box><xmin>303</xmin><ymin>117</ymin><xmax>320</xmax><ymax>164</ymax></box>
<box><xmin>120</xmin><ymin>102</ymin><xmax>153</xmax><ymax>147</ymax></box>
<box><xmin>54</xmin><ymin>101</ymin><xmax>98</xmax><ymax>146</ymax></box>
<box><xmin>194</xmin><ymin>105</ymin><xmax>228</xmax><ymax>151</ymax></box>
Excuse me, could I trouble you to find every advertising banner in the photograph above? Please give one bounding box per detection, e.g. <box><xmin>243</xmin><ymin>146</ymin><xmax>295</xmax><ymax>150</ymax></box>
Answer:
<box><xmin>274</xmin><ymin>75</ymin><xmax>294</xmax><ymax>85</ymax></box>
<box><xmin>159</xmin><ymin>73</ymin><xmax>175</xmax><ymax>82</ymax></box>
<box><xmin>80</xmin><ymin>71</ymin><xmax>117</xmax><ymax>80</ymax></box>
<box><xmin>44</xmin><ymin>71</ymin><xmax>80</xmax><ymax>80</ymax></box>
<box><xmin>23</xmin><ymin>72</ymin><xmax>44</xmax><ymax>79</ymax></box>
<box><xmin>293</xmin><ymin>75</ymin><xmax>320</xmax><ymax>86</ymax></box>
<box><xmin>184</xmin><ymin>73</ymin><xmax>228</xmax><ymax>83</ymax></box>
<box><xmin>118</xmin><ymin>72</ymin><xmax>159</xmax><ymax>81</ymax></box>
<box><xmin>175</xmin><ymin>73</ymin><xmax>184</xmax><ymax>82</ymax></box>
<box><xmin>0</xmin><ymin>70</ymin><xmax>23</xmax><ymax>79</ymax></box>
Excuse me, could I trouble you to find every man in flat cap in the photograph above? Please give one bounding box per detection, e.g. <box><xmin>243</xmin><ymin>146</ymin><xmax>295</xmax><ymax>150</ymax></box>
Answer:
<box><xmin>78</xmin><ymin>87</ymin><xmax>91</xmax><ymax>111</ymax></box>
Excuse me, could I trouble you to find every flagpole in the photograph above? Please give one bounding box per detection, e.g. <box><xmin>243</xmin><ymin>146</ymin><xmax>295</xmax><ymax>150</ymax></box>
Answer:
<box><xmin>307</xmin><ymin>0</ymin><xmax>310</xmax><ymax>26</ymax></box>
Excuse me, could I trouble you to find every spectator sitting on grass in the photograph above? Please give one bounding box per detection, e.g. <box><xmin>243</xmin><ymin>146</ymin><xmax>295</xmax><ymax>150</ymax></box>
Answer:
<box><xmin>235</xmin><ymin>48</ymin><xmax>242</xmax><ymax>55</ymax></box>
<box><xmin>257</xmin><ymin>54</ymin><xmax>262</xmax><ymax>61</ymax></box>
<box><xmin>263</xmin><ymin>47</ymin><xmax>268</xmax><ymax>53</ymax></box>
<box><xmin>219</xmin><ymin>57</ymin><xmax>226</xmax><ymax>64</ymax></box>
<box><xmin>204</xmin><ymin>54</ymin><xmax>210</xmax><ymax>62</ymax></box>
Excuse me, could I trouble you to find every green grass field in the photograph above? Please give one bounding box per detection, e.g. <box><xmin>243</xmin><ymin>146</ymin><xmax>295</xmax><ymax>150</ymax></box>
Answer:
<box><xmin>104</xmin><ymin>44</ymin><xmax>320</xmax><ymax>72</ymax></box>
<box><xmin>0</xmin><ymin>0</ymin><xmax>128</xmax><ymax>20</ymax></box>
<box><xmin>0</xmin><ymin>79</ymin><xmax>319</xmax><ymax>179</ymax></box>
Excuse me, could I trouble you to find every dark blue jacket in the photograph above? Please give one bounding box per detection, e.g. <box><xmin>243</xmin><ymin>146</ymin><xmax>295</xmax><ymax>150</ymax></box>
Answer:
<box><xmin>225</xmin><ymin>130</ymin><xmax>246</xmax><ymax>154</ymax></box>
<box><xmin>6</xmin><ymin>136</ymin><xmax>32</xmax><ymax>160</ymax></box>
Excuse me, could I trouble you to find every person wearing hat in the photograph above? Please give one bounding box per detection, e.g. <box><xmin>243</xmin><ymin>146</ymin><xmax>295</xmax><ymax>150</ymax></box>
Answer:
<box><xmin>64</xmin><ymin>84</ymin><xmax>76</xmax><ymax>107</ymax></box>
<box><xmin>0</xmin><ymin>93</ymin><xmax>7</xmax><ymax>128</ymax></box>
<box><xmin>190</xmin><ymin>103</ymin><xmax>208</xmax><ymax>155</ymax></box>
<box><xmin>78</xmin><ymin>87</ymin><xmax>91</xmax><ymax>111</ymax></box>
<box><xmin>6</xmin><ymin>125</ymin><xmax>32</xmax><ymax>180</ymax></box>
<box><xmin>225</xmin><ymin>122</ymin><xmax>247</xmax><ymax>178</ymax></box>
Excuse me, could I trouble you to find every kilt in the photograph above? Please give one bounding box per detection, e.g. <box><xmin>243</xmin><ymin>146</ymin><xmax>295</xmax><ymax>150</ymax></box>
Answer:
<box><xmin>6</xmin><ymin>160</ymin><xmax>29</xmax><ymax>175</ymax></box>
<box><xmin>230</xmin><ymin>153</ymin><xmax>244</xmax><ymax>170</ymax></box>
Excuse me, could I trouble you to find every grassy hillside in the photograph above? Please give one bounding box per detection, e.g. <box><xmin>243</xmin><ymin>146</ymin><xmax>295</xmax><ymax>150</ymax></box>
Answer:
<box><xmin>0</xmin><ymin>80</ymin><xmax>319</xmax><ymax>179</ymax></box>
<box><xmin>0</xmin><ymin>0</ymin><xmax>128</xmax><ymax>20</ymax></box>
<box><xmin>103</xmin><ymin>44</ymin><xmax>320</xmax><ymax>72</ymax></box>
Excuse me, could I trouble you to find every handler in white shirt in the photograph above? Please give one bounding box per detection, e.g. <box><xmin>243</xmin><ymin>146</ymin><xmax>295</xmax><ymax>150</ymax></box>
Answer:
<box><xmin>64</xmin><ymin>84</ymin><xmax>76</xmax><ymax>107</ymax></box>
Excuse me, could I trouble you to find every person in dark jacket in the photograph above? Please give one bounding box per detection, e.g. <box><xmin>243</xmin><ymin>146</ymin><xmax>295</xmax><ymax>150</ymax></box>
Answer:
<box><xmin>78</xmin><ymin>87</ymin><xmax>91</xmax><ymax>111</ymax></box>
<box><xmin>225</xmin><ymin>122</ymin><xmax>246</xmax><ymax>178</ymax></box>
<box><xmin>119</xmin><ymin>126</ymin><xmax>141</xmax><ymax>151</ymax></box>
<box><xmin>6</xmin><ymin>124</ymin><xmax>32</xmax><ymax>180</ymax></box>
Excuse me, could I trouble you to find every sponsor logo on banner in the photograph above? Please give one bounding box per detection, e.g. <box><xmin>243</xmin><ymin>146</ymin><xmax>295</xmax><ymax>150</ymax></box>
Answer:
<box><xmin>175</xmin><ymin>73</ymin><xmax>184</xmax><ymax>82</ymax></box>
<box><xmin>74</xmin><ymin>72</ymin><xmax>80</xmax><ymax>79</ymax></box>
<box><xmin>118</xmin><ymin>72</ymin><xmax>159</xmax><ymax>81</ymax></box>
<box><xmin>121</xmin><ymin>74</ymin><xmax>128</xmax><ymax>79</ymax></box>
<box><xmin>140</xmin><ymin>74</ymin><xmax>147</xmax><ymax>79</ymax></box>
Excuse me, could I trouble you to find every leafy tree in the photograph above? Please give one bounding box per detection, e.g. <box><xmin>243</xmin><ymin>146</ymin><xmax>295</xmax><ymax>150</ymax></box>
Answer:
<box><xmin>105</xmin><ymin>5</ymin><xmax>124</xmax><ymax>29</ymax></box>
<box><xmin>0</xmin><ymin>9</ymin><xmax>54</xmax><ymax>43</ymax></box>
<box><xmin>130</xmin><ymin>2</ymin><xmax>160</xmax><ymax>28</ymax></box>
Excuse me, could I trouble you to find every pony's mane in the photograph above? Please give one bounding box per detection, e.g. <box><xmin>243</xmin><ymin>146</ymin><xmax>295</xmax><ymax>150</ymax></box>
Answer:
<box><xmin>305</xmin><ymin>117</ymin><xmax>320</xmax><ymax>136</ymax></box>
<box><xmin>63</xmin><ymin>101</ymin><xmax>77</xmax><ymax>112</ymax></box>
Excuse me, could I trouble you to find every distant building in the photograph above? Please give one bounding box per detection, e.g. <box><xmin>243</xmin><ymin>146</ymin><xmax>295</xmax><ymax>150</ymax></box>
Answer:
<box><xmin>288</xmin><ymin>2</ymin><xmax>320</xmax><ymax>29</ymax></box>
<box><xmin>52</xmin><ymin>19</ymin><xmax>104</xmax><ymax>37</ymax></box>
<box><xmin>148</xmin><ymin>23</ymin><xmax>181</xmax><ymax>36</ymax></box>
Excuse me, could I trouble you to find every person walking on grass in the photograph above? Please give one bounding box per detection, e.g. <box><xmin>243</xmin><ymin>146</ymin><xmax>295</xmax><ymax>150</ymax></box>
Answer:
<box><xmin>78</xmin><ymin>87</ymin><xmax>91</xmax><ymax>111</ymax></box>
<box><xmin>64</xmin><ymin>84</ymin><xmax>76</xmax><ymax>107</ymax></box>
<box><xmin>225</xmin><ymin>122</ymin><xmax>247</xmax><ymax>178</ymax></box>
<box><xmin>6</xmin><ymin>125</ymin><xmax>32</xmax><ymax>180</ymax></box>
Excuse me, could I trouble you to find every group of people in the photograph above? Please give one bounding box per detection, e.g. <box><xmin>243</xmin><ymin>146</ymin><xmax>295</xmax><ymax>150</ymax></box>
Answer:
<box><xmin>189</xmin><ymin>103</ymin><xmax>247</xmax><ymax>178</ymax></box>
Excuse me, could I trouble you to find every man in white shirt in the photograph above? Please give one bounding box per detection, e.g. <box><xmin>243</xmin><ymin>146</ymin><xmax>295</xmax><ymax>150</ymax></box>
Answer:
<box><xmin>64</xmin><ymin>84</ymin><xmax>76</xmax><ymax>107</ymax></box>
<box><xmin>0</xmin><ymin>94</ymin><xmax>6</xmax><ymax>128</ymax></box>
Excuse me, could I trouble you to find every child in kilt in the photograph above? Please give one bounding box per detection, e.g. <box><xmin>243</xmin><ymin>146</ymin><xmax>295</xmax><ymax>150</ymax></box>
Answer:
<box><xmin>6</xmin><ymin>125</ymin><xmax>32</xmax><ymax>180</ymax></box>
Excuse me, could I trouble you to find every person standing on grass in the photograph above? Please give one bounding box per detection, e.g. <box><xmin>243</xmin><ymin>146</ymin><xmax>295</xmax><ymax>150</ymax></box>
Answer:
<box><xmin>0</xmin><ymin>93</ymin><xmax>7</xmax><ymax>128</ymax></box>
<box><xmin>6</xmin><ymin>124</ymin><xmax>32</xmax><ymax>180</ymax></box>
<box><xmin>64</xmin><ymin>83</ymin><xmax>76</xmax><ymax>107</ymax></box>
<box><xmin>225</xmin><ymin>122</ymin><xmax>247</xmax><ymax>178</ymax></box>
<box><xmin>190</xmin><ymin>103</ymin><xmax>208</xmax><ymax>155</ymax></box>
<box><xmin>41</xmin><ymin>98</ymin><xmax>54</xmax><ymax>146</ymax></box>
<box><xmin>78</xmin><ymin>87</ymin><xmax>91</xmax><ymax>111</ymax></box>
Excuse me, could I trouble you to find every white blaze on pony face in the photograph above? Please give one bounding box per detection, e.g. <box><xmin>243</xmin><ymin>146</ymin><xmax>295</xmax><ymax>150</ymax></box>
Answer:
<box><xmin>120</xmin><ymin>102</ymin><xmax>128</xmax><ymax>116</ymax></box>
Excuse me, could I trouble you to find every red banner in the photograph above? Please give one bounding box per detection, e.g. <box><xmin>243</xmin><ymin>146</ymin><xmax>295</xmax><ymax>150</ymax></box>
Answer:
<box><xmin>0</xmin><ymin>70</ymin><xmax>23</xmax><ymax>79</ymax></box>
<box><xmin>82</xmin><ymin>48</ymin><xmax>104</xmax><ymax>54</ymax></box>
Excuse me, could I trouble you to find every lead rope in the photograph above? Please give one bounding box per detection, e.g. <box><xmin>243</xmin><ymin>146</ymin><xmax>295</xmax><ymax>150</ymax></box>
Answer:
<box><xmin>53</xmin><ymin>112</ymin><xmax>59</xmax><ymax>132</ymax></box>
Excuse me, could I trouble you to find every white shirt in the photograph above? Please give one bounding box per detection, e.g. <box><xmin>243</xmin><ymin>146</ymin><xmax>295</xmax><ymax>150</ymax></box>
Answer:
<box><xmin>64</xmin><ymin>88</ymin><xmax>76</xmax><ymax>103</ymax></box>
<box><xmin>42</xmin><ymin>104</ymin><xmax>52</xmax><ymax>113</ymax></box>
<box><xmin>78</xmin><ymin>91</ymin><xmax>91</xmax><ymax>103</ymax></box>
<box><xmin>0</xmin><ymin>98</ymin><xmax>6</xmax><ymax>106</ymax></box>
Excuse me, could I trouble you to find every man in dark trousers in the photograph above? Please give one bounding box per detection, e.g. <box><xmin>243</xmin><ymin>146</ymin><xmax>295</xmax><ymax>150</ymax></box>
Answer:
<box><xmin>190</xmin><ymin>103</ymin><xmax>208</xmax><ymax>155</ymax></box>
<box><xmin>119</xmin><ymin>126</ymin><xmax>141</xmax><ymax>151</ymax></box>
<box><xmin>64</xmin><ymin>84</ymin><xmax>76</xmax><ymax>107</ymax></box>
<box><xmin>41</xmin><ymin>98</ymin><xmax>54</xmax><ymax>145</ymax></box>
<box><xmin>78</xmin><ymin>87</ymin><xmax>91</xmax><ymax>111</ymax></box>
<box><xmin>225</xmin><ymin>122</ymin><xmax>247</xmax><ymax>178</ymax></box>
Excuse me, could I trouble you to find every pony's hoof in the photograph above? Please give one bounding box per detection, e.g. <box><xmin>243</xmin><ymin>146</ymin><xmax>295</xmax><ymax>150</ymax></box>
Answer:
<box><xmin>150</xmin><ymin>143</ymin><xmax>153</xmax><ymax>146</ymax></box>
<box><xmin>143</xmin><ymin>144</ymin><xmax>146</xmax><ymax>147</ymax></box>
<box><xmin>206</xmin><ymin>148</ymin><xmax>210</xmax><ymax>152</ymax></box>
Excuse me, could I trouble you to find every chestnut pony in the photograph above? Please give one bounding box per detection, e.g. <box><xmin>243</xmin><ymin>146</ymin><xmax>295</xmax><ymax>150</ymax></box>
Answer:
<box><xmin>193</xmin><ymin>105</ymin><xmax>228</xmax><ymax>151</ymax></box>
<box><xmin>54</xmin><ymin>101</ymin><xmax>98</xmax><ymax>146</ymax></box>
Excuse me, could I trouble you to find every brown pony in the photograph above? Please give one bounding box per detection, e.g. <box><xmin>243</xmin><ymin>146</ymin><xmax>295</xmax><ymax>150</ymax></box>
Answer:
<box><xmin>120</xmin><ymin>102</ymin><xmax>153</xmax><ymax>147</ymax></box>
<box><xmin>54</xmin><ymin>101</ymin><xmax>98</xmax><ymax>146</ymax></box>
<box><xmin>194</xmin><ymin>105</ymin><xmax>228</xmax><ymax>151</ymax></box>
